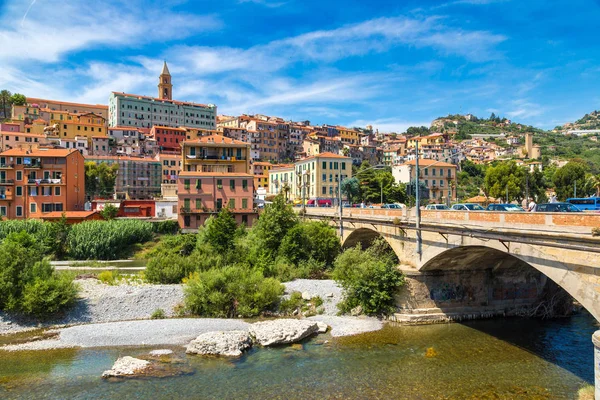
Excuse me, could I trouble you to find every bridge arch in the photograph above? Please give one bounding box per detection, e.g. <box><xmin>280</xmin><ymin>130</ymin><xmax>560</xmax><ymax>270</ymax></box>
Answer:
<box><xmin>419</xmin><ymin>244</ymin><xmax>599</xmax><ymax>320</ymax></box>
<box><xmin>342</xmin><ymin>227</ymin><xmax>405</xmax><ymax>260</ymax></box>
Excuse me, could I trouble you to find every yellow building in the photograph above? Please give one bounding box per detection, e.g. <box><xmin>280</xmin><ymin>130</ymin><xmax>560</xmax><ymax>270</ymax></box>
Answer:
<box><xmin>407</xmin><ymin>133</ymin><xmax>446</xmax><ymax>148</ymax></box>
<box><xmin>50</xmin><ymin>113</ymin><xmax>107</xmax><ymax>143</ymax></box>
<box><xmin>253</xmin><ymin>161</ymin><xmax>274</xmax><ymax>190</ymax></box>
<box><xmin>338</xmin><ymin>126</ymin><xmax>360</xmax><ymax>145</ymax></box>
<box><xmin>292</xmin><ymin>152</ymin><xmax>352</xmax><ymax>202</ymax></box>
<box><xmin>181</xmin><ymin>134</ymin><xmax>251</xmax><ymax>174</ymax></box>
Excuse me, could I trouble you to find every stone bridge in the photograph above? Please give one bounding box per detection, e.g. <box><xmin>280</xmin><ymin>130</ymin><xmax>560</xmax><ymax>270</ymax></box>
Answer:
<box><xmin>304</xmin><ymin>208</ymin><xmax>600</xmax><ymax>322</ymax></box>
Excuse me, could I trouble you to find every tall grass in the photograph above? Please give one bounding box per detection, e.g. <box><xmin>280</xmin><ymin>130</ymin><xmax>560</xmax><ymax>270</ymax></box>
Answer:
<box><xmin>67</xmin><ymin>220</ymin><xmax>154</xmax><ymax>260</ymax></box>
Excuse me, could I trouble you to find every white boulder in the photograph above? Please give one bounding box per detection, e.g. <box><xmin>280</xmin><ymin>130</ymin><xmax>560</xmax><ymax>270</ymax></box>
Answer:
<box><xmin>250</xmin><ymin>319</ymin><xmax>319</xmax><ymax>346</ymax></box>
<box><xmin>186</xmin><ymin>331</ymin><xmax>252</xmax><ymax>357</ymax></box>
<box><xmin>102</xmin><ymin>356</ymin><xmax>151</xmax><ymax>378</ymax></box>
<box><xmin>302</xmin><ymin>292</ymin><xmax>312</xmax><ymax>300</ymax></box>
<box><xmin>316</xmin><ymin>321</ymin><xmax>328</xmax><ymax>333</ymax></box>
<box><xmin>149</xmin><ymin>349</ymin><xmax>173</xmax><ymax>357</ymax></box>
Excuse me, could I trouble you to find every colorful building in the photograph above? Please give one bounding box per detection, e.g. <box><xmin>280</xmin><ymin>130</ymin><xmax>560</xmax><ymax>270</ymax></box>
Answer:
<box><xmin>291</xmin><ymin>152</ymin><xmax>352</xmax><ymax>203</ymax></box>
<box><xmin>150</xmin><ymin>125</ymin><xmax>187</xmax><ymax>152</ymax></box>
<box><xmin>12</xmin><ymin>98</ymin><xmax>108</xmax><ymax>125</ymax></box>
<box><xmin>0</xmin><ymin>148</ymin><xmax>86</xmax><ymax>219</ymax></box>
<box><xmin>178</xmin><ymin>134</ymin><xmax>256</xmax><ymax>230</ymax></box>
<box><xmin>253</xmin><ymin>161</ymin><xmax>274</xmax><ymax>190</ymax></box>
<box><xmin>392</xmin><ymin>159</ymin><xmax>457</xmax><ymax>202</ymax></box>
<box><xmin>108</xmin><ymin>62</ymin><xmax>216</xmax><ymax>129</ymax></box>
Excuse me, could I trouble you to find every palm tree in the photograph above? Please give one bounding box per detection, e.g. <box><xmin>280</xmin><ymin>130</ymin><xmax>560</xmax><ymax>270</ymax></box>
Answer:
<box><xmin>0</xmin><ymin>90</ymin><xmax>11</xmax><ymax>120</ymax></box>
<box><xmin>588</xmin><ymin>174</ymin><xmax>600</xmax><ymax>197</ymax></box>
<box><xmin>282</xmin><ymin>183</ymin><xmax>291</xmax><ymax>202</ymax></box>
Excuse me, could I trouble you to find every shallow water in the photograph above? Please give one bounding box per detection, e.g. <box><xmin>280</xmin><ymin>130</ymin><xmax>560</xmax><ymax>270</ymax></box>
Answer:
<box><xmin>0</xmin><ymin>312</ymin><xmax>597</xmax><ymax>399</ymax></box>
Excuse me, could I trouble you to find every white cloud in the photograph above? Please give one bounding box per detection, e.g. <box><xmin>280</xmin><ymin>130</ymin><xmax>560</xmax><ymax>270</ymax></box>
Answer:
<box><xmin>506</xmin><ymin>99</ymin><xmax>545</xmax><ymax>119</ymax></box>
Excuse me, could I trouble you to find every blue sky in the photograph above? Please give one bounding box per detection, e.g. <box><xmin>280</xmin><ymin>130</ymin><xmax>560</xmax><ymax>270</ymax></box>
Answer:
<box><xmin>1</xmin><ymin>0</ymin><xmax>600</xmax><ymax>132</ymax></box>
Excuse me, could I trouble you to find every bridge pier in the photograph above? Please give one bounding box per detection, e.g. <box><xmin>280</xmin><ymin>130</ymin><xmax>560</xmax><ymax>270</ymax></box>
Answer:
<box><xmin>594</xmin><ymin>331</ymin><xmax>600</xmax><ymax>399</ymax></box>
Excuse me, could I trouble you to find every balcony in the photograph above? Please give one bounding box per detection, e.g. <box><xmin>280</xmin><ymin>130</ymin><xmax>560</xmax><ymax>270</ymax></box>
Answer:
<box><xmin>186</xmin><ymin>155</ymin><xmax>246</xmax><ymax>161</ymax></box>
<box><xmin>0</xmin><ymin>193</ymin><xmax>13</xmax><ymax>201</ymax></box>
<box><xmin>0</xmin><ymin>179</ymin><xmax>14</xmax><ymax>185</ymax></box>
<box><xmin>0</xmin><ymin>164</ymin><xmax>13</xmax><ymax>169</ymax></box>
<box><xmin>180</xmin><ymin>206</ymin><xmax>211</xmax><ymax>214</ymax></box>
<box><xmin>27</xmin><ymin>178</ymin><xmax>63</xmax><ymax>185</ymax></box>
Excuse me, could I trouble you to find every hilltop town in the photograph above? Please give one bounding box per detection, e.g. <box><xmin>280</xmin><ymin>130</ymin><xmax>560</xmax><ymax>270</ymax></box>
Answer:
<box><xmin>0</xmin><ymin>63</ymin><xmax>598</xmax><ymax>227</ymax></box>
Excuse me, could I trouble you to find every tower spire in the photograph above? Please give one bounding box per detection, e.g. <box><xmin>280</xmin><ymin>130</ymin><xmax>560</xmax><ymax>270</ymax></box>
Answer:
<box><xmin>158</xmin><ymin>61</ymin><xmax>173</xmax><ymax>100</ymax></box>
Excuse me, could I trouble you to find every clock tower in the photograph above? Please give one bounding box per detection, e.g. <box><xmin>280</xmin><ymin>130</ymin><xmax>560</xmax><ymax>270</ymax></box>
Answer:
<box><xmin>158</xmin><ymin>61</ymin><xmax>172</xmax><ymax>100</ymax></box>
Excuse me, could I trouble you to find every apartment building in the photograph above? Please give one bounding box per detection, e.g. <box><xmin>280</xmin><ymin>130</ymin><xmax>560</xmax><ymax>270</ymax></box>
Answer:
<box><xmin>150</xmin><ymin>125</ymin><xmax>186</xmax><ymax>152</ymax></box>
<box><xmin>392</xmin><ymin>159</ymin><xmax>457</xmax><ymax>202</ymax></box>
<box><xmin>291</xmin><ymin>152</ymin><xmax>352</xmax><ymax>202</ymax></box>
<box><xmin>253</xmin><ymin>161</ymin><xmax>274</xmax><ymax>190</ymax></box>
<box><xmin>178</xmin><ymin>134</ymin><xmax>256</xmax><ymax>230</ymax></box>
<box><xmin>50</xmin><ymin>112</ymin><xmax>107</xmax><ymax>143</ymax></box>
<box><xmin>338</xmin><ymin>126</ymin><xmax>360</xmax><ymax>145</ymax></box>
<box><xmin>0</xmin><ymin>132</ymin><xmax>47</xmax><ymax>151</ymax></box>
<box><xmin>157</xmin><ymin>153</ymin><xmax>181</xmax><ymax>184</ymax></box>
<box><xmin>268</xmin><ymin>164</ymin><xmax>295</xmax><ymax>197</ymax></box>
<box><xmin>85</xmin><ymin>155</ymin><xmax>162</xmax><ymax>199</ymax></box>
<box><xmin>12</xmin><ymin>98</ymin><xmax>108</xmax><ymax>124</ymax></box>
<box><xmin>108</xmin><ymin>63</ymin><xmax>216</xmax><ymax>129</ymax></box>
<box><xmin>0</xmin><ymin>148</ymin><xmax>85</xmax><ymax>219</ymax></box>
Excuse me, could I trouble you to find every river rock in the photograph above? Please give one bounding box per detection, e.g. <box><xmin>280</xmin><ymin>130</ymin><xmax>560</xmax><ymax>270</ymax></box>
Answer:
<box><xmin>102</xmin><ymin>356</ymin><xmax>151</xmax><ymax>378</ymax></box>
<box><xmin>316</xmin><ymin>321</ymin><xmax>328</xmax><ymax>333</ymax></box>
<box><xmin>149</xmin><ymin>349</ymin><xmax>173</xmax><ymax>357</ymax></box>
<box><xmin>325</xmin><ymin>292</ymin><xmax>334</xmax><ymax>298</ymax></box>
<box><xmin>249</xmin><ymin>319</ymin><xmax>319</xmax><ymax>346</ymax></box>
<box><xmin>302</xmin><ymin>292</ymin><xmax>312</xmax><ymax>300</ymax></box>
<box><xmin>186</xmin><ymin>331</ymin><xmax>252</xmax><ymax>357</ymax></box>
<box><xmin>350</xmin><ymin>305</ymin><xmax>363</xmax><ymax>316</ymax></box>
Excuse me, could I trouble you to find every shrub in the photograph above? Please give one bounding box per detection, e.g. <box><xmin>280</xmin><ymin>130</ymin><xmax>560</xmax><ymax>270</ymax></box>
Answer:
<box><xmin>144</xmin><ymin>234</ymin><xmax>197</xmax><ymax>259</ymax></box>
<box><xmin>332</xmin><ymin>239</ymin><xmax>404</xmax><ymax>315</ymax></box>
<box><xmin>100</xmin><ymin>204</ymin><xmax>119</xmax><ymax>220</ymax></box>
<box><xmin>279</xmin><ymin>221</ymin><xmax>340</xmax><ymax>270</ymax></box>
<box><xmin>279</xmin><ymin>291</ymin><xmax>304</xmax><ymax>315</ymax></box>
<box><xmin>145</xmin><ymin>254</ymin><xmax>196</xmax><ymax>284</ymax></box>
<box><xmin>151</xmin><ymin>308</ymin><xmax>166</xmax><ymax>319</ymax></box>
<box><xmin>201</xmin><ymin>209</ymin><xmax>239</xmax><ymax>252</ymax></box>
<box><xmin>97</xmin><ymin>270</ymin><xmax>120</xmax><ymax>285</ymax></box>
<box><xmin>21</xmin><ymin>272</ymin><xmax>79</xmax><ymax>318</ymax></box>
<box><xmin>67</xmin><ymin>219</ymin><xmax>154</xmax><ymax>260</ymax></box>
<box><xmin>593</xmin><ymin>227</ymin><xmax>600</xmax><ymax>237</ymax></box>
<box><xmin>184</xmin><ymin>266</ymin><xmax>284</xmax><ymax>318</ymax></box>
<box><xmin>0</xmin><ymin>233</ymin><xmax>78</xmax><ymax>317</ymax></box>
<box><xmin>152</xmin><ymin>220</ymin><xmax>180</xmax><ymax>235</ymax></box>
<box><xmin>0</xmin><ymin>219</ymin><xmax>56</xmax><ymax>255</ymax></box>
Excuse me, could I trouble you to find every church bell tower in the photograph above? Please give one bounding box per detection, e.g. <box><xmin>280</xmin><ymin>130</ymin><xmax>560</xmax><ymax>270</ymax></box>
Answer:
<box><xmin>158</xmin><ymin>61</ymin><xmax>172</xmax><ymax>100</ymax></box>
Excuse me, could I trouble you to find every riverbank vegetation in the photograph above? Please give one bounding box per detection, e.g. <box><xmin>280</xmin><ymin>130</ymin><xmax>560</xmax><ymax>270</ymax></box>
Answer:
<box><xmin>0</xmin><ymin>232</ymin><xmax>78</xmax><ymax>317</ymax></box>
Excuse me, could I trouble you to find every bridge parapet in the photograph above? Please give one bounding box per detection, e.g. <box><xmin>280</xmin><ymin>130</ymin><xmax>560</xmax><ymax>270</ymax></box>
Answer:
<box><xmin>302</xmin><ymin>208</ymin><xmax>600</xmax><ymax>235</ymax></box>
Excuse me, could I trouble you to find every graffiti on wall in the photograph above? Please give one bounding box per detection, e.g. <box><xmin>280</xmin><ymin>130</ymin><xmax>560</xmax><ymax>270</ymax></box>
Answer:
<box><xmin>430</xmin><ymin>283</ymin><xmax>475</xmax><ymax>302</ymax></box>
<box><xmin>492</xmin><ymin>284</ymin><xmax>538</xmax><ymax>301</ymax></box>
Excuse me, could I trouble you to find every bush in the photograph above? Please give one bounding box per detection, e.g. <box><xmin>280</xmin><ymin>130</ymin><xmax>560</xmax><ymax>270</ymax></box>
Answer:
<box><xmin>21</xmin><ymin>272</ymin><xmax>79</xmax><ymax>318</ymax></box>
<box><xmin>184</xmin><ymin>266</ymin><xmax>284</xmax><ymax>318</ymax></box>
<box><xmin>593</xmin><ymin>227</ymin><xmax>600</xmax><ymax>237</ymax></box>
<box><xmin>332</xmin><ymin>239</ymin><xmax>404</xmax><ymax>315</ymax></box>
<box><xmin>279</xmin><ymin>291</ymin><xmax>304</xmax><ymax>315</ymax></box>
<box><xmin>0</xmin><ymin>219</ymin><xmax>56</xmax><ymax>255</ymax></box>
<box><xmin>0</xmin><ymin>233</ymin><xmax>78</xmax><ymax>317</ymax></box>
<box><xmin>67</xmin><ymin>220</ymin><xmax>154</xmax><ymax>260</ymax></box>
<box><xmin>145</xmin><ymin>254</ymin><xmax>196</xmax><ymax>284</ymax></box>
<box><xmin>100</xmin><ymin>204</ymin><xmax>119</xmax><ymax>220</ymax></box>
<box><xmin>144</xmin><ymin>234</ymin><xmax>197</xmax><ymax>259</ymax></box>
<box><xmin>98</xmin><ymin>270</ymin><xmax>119</xmax><ymax>285</ymax></box>
<box><xmin>278</xmin><ymin>221</ymin><xmax>340</xmax><ymax>273</ymax></box>
<box><xmin>152</xmin><ymin>220</ymin><xmax>180</xmax><ymax>235</ymax></box>
<box><xmin>151</xmin><ymin>308</ymin><xmax>166</xmax><ymax>319</ymax></box>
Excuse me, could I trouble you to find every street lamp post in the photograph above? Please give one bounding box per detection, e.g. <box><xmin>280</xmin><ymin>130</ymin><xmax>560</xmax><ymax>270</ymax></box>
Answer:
<box><xmin>415</xmin><ymin>141</ymin><xmax>421</xmax><ymax>258</ymax></box>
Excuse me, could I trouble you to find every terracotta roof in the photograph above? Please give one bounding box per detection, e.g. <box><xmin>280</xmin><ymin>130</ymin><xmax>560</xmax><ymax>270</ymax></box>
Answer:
<box><xmin>86</xmin><ymin>155</ymin><xmax>160</xmax><ymax>163</ymax></box>
<box><xmin>300</xmin><ymin>152</ymin><xmax>350</xmax><ymax>161</ymax></box>
<box><xmin>0</xmin><ymin>148</ymin><xmax>79</xmax><ymax>157</ymax></box>
<box><xmin>40</xmin><ymin>211</ymin><xmax>100</xmax><ymax>219</ymax></box>
<box><xmin>151</xmin><ymin>125</ymin><xmax>187</xmax><ymax>132</ymax></box>
<box><xmin>178</xmin><ymin>171</ymin><xmax>253</xmax><ymax>177</ymax></box>
<box><xmin>184</xmin><ymin>134</ymin><xmax>247</xmax><ymax>146</ymax></box>
<box><xmin>403</xmin><ymin>159</ymin><xmax>456</xmax><ymax>167</ymax></box>
<box><xmin>26</xmin><ymin>97</ymin><xmax>108</xmax><ymax>109</ymax></box>
<box><xmin>0</xmin><ymin>132</ymin><xmax>45</xmax><ymax>137</ymax></box>
<box><xmin>253</xmin><ymin>162</ymin><xmax>274</xmax><ymax>166</ymax></box>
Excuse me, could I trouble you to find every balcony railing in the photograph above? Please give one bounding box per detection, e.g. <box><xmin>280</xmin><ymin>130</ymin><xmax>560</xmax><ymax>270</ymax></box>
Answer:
<box><xmin>0</xmin><ymin>193</ymin><xmax>13</xmax><ymax>200</ymax></box>
<box><xmin>0</xmin><ymin>179</ymin><xmax>14</xmax><ymax>185</ymax></box>
<box><xmin>0</xmin><ymin>164</ymin><xmax>14</xmax><ymax>169</ymax></box>
<box><xmin>24</xmin><ymin>162</ymin><xmax>42</xmax><ymax>169</ymax></box>
<box><xmin>186</xmin><ymin>155</ymin><xmax>246</xmax><ymax>161</ymax></box>
<box><xmin>180</xmin><ymin>207</ymin><xmax>211</xmax><ymax>214</ymax></box>
<box><xmin>27</xmin><ymin>178</ymin><xmax>63</xmax><ymax>185</ymax></box>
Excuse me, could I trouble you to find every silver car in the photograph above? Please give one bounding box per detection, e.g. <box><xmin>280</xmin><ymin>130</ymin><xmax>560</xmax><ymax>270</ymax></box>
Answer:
<box><xmin>425</xmin><ymin>204</ymin><xmax>449</xmax><ymax>210</ymax></box>
<box><xmin>451</xmin><ymin>203</ymin><xmax>486</xmax><ymax>211</ymax></box>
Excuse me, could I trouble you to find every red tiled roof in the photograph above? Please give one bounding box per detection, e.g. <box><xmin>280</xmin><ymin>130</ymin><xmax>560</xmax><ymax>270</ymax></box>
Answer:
<box><xmin>0</xmin><ymin>148</ymin><xmax>79</xmax><ymax>157</ymax></box>
<box><xmin>111</xmin><ymin>92</ymin><xmax>213</xmax><ymax>108</ymax></box>
<box><xmin>184</xmin><ymin>134</ymin><xmax>247</xmax><ymax>146</ymax></box>
<box><xmin>178</xmin><ymin>171</ymin><xmax>253</xmax><ymax>177</ymax></box>
<box><xmin>403</xmin><ymin>159</ymin><xmax>456</xmax><ymax>167</ymax></box>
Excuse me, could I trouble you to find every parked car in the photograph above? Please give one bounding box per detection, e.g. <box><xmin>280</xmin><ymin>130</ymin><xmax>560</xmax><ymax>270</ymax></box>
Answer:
<box><xmin>486</xmin><ymin>204</ymin><xmax>525</xmax><ymax>212</ymax></box>
<box><xmin>306</xmin><ymin>199</ymin><xmax>332</xmax><ymax>207</ymax></box>
<box><xmin>425</xmin><ymin>204</ymin><xmax>450</xmax><ymax>210</ymax></box>
<box><xmin>535</xmin><ymin>203</ymin><xmax>582</xmax><ymax>212</ymax></box>
<box><xmin>381</xmin><ymin>203</ymin><xmax>404</xmax><ymax>209</ymax></box>
<box><xmin>451</xmin><ymin>203</ymin><xmax>486</xmax><ymax>211</ymax></box>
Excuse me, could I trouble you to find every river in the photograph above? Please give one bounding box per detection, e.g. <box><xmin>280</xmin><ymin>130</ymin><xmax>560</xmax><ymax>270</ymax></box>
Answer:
<box><xmin>0</xmin><ymin>312</ymin><xmax>596</xmax><ymax>399</ymax></box>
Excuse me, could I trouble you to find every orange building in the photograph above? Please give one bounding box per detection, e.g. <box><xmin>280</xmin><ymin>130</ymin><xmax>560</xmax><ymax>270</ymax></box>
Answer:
<box><xmin>0</xmin><ymin>148</ymin><xmax>85</xmax><ymax>219</ymax></box>
<box><xmin>178</xmin><ymin>134</ymin><xmax>256</xmax><ymax>230</ymax></box>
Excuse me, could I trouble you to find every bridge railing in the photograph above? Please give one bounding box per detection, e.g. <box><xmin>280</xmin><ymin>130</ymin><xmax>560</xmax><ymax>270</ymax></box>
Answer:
<box><xmin>302</xmin><ymin>208</ymin><xmax>600</xmax><ymax>234</ymax></box>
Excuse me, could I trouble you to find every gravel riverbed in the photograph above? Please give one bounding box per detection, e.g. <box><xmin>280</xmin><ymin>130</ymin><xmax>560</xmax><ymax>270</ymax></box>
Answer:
<box><xmin>0</xmin><ymin>278</ymin><xmax>383</xmax><ymax>350</ymax></box>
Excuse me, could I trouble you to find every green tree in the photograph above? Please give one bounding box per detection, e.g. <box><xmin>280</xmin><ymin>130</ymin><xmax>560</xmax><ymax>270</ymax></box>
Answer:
<box><xmin>251</xmin><ymin>194</ymin><xmax>298</xmax><ymax>255</ymax></box>
<box><xmin>202</xmin><ymin>208</ymin><xmax>238</xmax><ymax>253</ymax></box>
<box><xmin>85</xmin><ymin>162</ymin><xmax>119</xmax><ymax>199</ymax></box>
<box><xmin>341</xmin><ymin>177</ymin><xmax>360</xmax><ymax>205</ymax></box>
<box><xmin>100</xmin><ymin>204</ymin><xmax>119</xmax><ymax>220</ymax></box>
<box><xmin>484</xmin><ymin>161</ymin><xmax>525</xmax><ymax>201</ymax></box>
<box><xmin>0</xmin><ymin>90</ymin><xmax>11</xmax><ymax>119</ymax></box>
<box><xmin>279</xmin><ymin>221</ymin><xmax>341</xmax><ymax>269</ymax></box>
<box><xmin>552</xmin><ymin>161</ymin><xmax>588</xmax><ymax>200</ymax></box>
<box><xmin>9</xmin><ymin>93</ymin><xmax>26</xmax><ymax>106</ymax></box>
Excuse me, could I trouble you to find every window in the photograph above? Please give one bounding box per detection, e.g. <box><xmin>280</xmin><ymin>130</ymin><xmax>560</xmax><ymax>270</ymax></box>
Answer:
<box><xmin>0</xmin><ymin>206</ymin><xmax>5</xmax><ymax>216</ymax></box>
<box><xmin>228</xmin><ymin>199</ymin><xmax>235</xmax><ymax>209</ymax></box>
<box><xmin>16</xmin><ymin>186</ymin><xmax>22</xmax><ymax>196</ymax></box>
<box><xmin>230</xmin><ymin>180</ymin><xmax>235</xmax><ymax>190</ymax></box>
<box><xmin>16</xmin><ymin>171</ymin><xmax>22</xmax><ymax>181</ymax></box>
<box><xmin>184</xmin><ymin>179</ymin><xmax>190</xmax><ymax>190</ymax></box>
<box><xmin>216</xmin><ymin>198</ymin><xmax>223</xmax><ymax>210</ymax></box>
<box><xmin>342</xmin><ymin>162</ymin><xmax>346</xmax><ymax>170</ymax></box>
<box><xmin>195</xmin><ymin>199</ymin><xmax>201</xmax><ymax>209</ymax></box>
<box><xmin>16</xmin><ymin>206</ymin><xmax>22</xmax><ymax>217</ymax></box>
<box><xmin>329</xmin><ymin>174</ymin><xmax>332</xmax><ymax>182</ymax></box>
<box><xmin>217</xmin><ymin>179</ymin><xmax>223</xmax><ymax>189</ymax></box>
<box><xmin>16</xmin><ymin>158</ymin><xmax>22</xmax><ymax>165</ymax></box>
<box><xmin>242</xmin><ymin>215</ymin><xmax>248</xmax><ymax>225</ymax></box>
<box><xmin>440</xmin><ymin>180</ymin><xmax>444</xmax><ymax>187</ymax></box>
<box><xmin>242</xmin><ymin>198</ymin><xmax>248</xmax><ymax>209</ymax></box>
<box><xmin>425</xmin><ymin>169</ymin><xmax>429</xmax><ymax>176</ymax></box>
<box><xmin>322</xmin><ymin>174</ymin><xmax>326</xmax><ymax>182</ymax></box>
<box><xmin>242</xmin><ymin>180</ymin><xmax>248</xmax><ymax>189</ymax></box>
<box><xmin>322</xmin><ymin>161</ymin><xmax>327</xmax><ymax>169</ymax></box>
<box><xmin>440</xmin><ymin>168</ymin><xmax>443</xmax><ymax>176</ymax></box>
<box><xmin>183</xmin><ymin>198</ymin><xmax>190</xmax><ymax>209</ymax></box>
<box><xmin>322</xmin><ymin>187</ymin><xmax>326</xmax><ymax>195</ymax></box>
<box><xmin>30</xmin><ymin>203</ymin><xmax>37</xmax><ymax>213</ymax></box>
<box><xmin>334</xmin><ymin>162</ymin><xmax>338</xmax><ymax>170</ymax></box>
<box><xmin>55</xmin><ymin>187</ymin><xmax>61</xmax><ymax>196</ymax></box>
<box><xmin>432</xmin><ymin>169</ymin><xmax>436</xmax><ymax>176</ymax></box>
<box><xmin>196</xmin><ymin>179</ymin><xmax>201</xmax><ymax>190</ymax></box>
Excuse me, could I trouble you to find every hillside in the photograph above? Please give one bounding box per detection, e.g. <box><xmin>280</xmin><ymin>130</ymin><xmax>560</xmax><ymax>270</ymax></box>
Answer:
<box><xmin>561</xmin><ymin>110</ymin><xmax>600</xmax><ymax>131</ymax></box>
<box><xmin>431</xmin><ymin>113</ymin><xmax>546</xmax><ymax>139</ymax></box>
